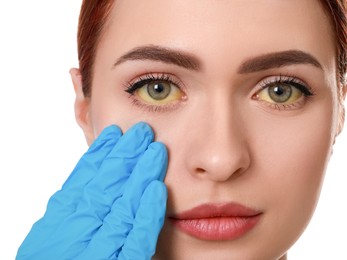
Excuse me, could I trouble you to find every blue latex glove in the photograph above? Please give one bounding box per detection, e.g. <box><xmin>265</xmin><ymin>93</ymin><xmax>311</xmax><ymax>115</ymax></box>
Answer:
<box><xmin>17</xmin><ymin>122</ymin><xmax>168</xmax><ymax>260</ymax></box>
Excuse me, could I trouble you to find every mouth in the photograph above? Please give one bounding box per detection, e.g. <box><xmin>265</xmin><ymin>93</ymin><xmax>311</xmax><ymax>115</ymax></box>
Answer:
<box><xmin>168</xmin><ymin>202</ymin><xmax>262</xmax><ymax>241</ymax></box>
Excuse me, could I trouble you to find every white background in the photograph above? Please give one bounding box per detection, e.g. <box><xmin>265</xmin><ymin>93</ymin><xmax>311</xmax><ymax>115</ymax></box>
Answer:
<box><xmin>0</xmin><ymin>1</ymin><xmax>346</xmax><ymax>259</ymax></box>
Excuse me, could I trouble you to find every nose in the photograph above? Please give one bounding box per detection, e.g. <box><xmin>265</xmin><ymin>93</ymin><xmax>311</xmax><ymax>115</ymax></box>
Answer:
<box><xmin>184</xmin><ymin>97</ymin><xmax>251</xmax><ymax>183</ymax></box>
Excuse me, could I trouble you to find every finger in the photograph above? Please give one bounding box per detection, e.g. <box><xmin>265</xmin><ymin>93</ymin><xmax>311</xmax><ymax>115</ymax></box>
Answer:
<box><xmin>118</xmin><ymin>181</ymin><xmax>168</xmax><ymax>260</ymax></box>
<box><xmin>77</xmin><ymin>142</ymin><xmax>168</xmax><ymax>259</ymax></box>
<box><xmin>77</xmin><ymin>122</ymin><xmax>154</xmax><ymax>215</ymax></box>
<box><xmin>17</xmin><ymin>125</ymin><xmax>122</xmax><ymax>256</ymax></box>
<box><xmin>114</xmin><ymin>142</ymin><xmax>167</xmax><ymax>219</ymax></box>
<box><xmin>63</xmin><ymin>124</ymin><xmax>122</xmax><ymax>190</ymax></box>
<box><xmin>42</xmin><ymin>123</ymin><xmax>154</xmax><ymax>256</ymax></box>
<box><xmin>46</xmin><ymin>125</ymin><xmax>122</xmax><ymax>216</ymax></box>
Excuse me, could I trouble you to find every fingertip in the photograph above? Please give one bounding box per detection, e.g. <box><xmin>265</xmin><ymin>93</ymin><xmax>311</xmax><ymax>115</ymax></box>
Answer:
<box><xmin>88</xmin><ymin>125</ymin><xmax>122</xmax><ymax>151</ymax></box>
<box><xmin>148</xmin><ymin>141</ymin><xmax>167</xmax><ymax>150</ymax></box>
<box><xmin>148</xmin><ymin>142</ymin><xmax>167</xmax><ymax>156</ymax></box>
<box><xmin>142</xmin><ymin>181</ymin><xmax>168</xmax><ymax>205</ymax></box>
<box><xmin>111</xmin><ymin>122</ymin><xmax>154</xmax><ymax>154</ymax></box>
<box><xmin>147</xmin><ymin>142</ymin><xmax>168</xmax><ymax>181</ymax></box>
<box><xmin>130</xmin><ymin>122</ymin><xmax>154</xmax><ymax>142</ymax></box>
<box><xmin>99</xmin><ymin>125</ymin><xmax>122</xmax><ymax>140</ymax></box>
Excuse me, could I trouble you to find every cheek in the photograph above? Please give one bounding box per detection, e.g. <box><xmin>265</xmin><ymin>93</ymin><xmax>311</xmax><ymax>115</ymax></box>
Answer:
<box><xmin>89</xmin><ymin>88</ymin><xmax>146</xmax><ymax>136</ymax></box>
<box><xmin>263</xmin><ymin>112</ymin><xmax>333</xmax><ymax>202</ymax></box>
<box><xmin>259</xmin><ymin>113</ymin><xmax>332</xmax><ymax>195</ymax></box>
<box><xmin>251</xmin><ymin>105</ymin><xmax>334</xmax><ymax>249</ymax></box>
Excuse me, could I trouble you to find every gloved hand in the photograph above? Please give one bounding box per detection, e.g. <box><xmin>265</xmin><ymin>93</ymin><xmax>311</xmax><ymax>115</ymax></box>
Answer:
<box><xmin>16</xmin><ymin>122</ymin><xmax>168</xmax><ymax>260</ymax></box>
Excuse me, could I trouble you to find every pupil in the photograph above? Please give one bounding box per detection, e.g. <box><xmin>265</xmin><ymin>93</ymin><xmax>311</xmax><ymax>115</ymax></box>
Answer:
<box><xmin>268</xmin><ymin>84</ymin><xmax>292</xmax><ymax>103</ymax></box>
<box><xmin>274</xmin><ymin>86</ymin><xmax>284</xmax><ymax>96</ymax></box>
<box><xmin>147</xmin><ymin>81</ymin><xmax>171</xmax><ymax>100</ymax></box>
<box><xmin>154</xmin><ymin>83</ymin><xmax>165</xmax><ymax>93</ymax></box>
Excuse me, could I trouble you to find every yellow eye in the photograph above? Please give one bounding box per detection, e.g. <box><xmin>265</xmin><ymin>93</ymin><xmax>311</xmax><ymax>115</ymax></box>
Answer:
<box><xmin>256</xmin><ymin>82</ymin><xmax>304</xmax><ymax>105</ymax></box>
<box><xmin>137</xmin><ymin>81</ymin><xmax>184</xmax><ymax>104</ymax></box>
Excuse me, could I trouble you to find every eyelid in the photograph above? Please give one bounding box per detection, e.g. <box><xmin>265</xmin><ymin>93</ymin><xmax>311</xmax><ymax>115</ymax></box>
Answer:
<box><xmin>255</xmin><ymin>75</ymin><xmax>314</xmax><ymax>95</ymax></box>
<box><xmin>124</xmin><ymin>72</ymin><xmax>185</xmax><ymax>94</ymax></box>
<box><xmin>252</xmin><ymin>75</ymin><xmax>315</xmax><ymax>97</ymax></box>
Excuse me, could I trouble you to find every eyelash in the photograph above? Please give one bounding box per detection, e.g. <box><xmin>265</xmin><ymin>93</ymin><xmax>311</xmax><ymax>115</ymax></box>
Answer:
<box><xmin>254</xmin><ymin>75</ymin><xmax>315</xmax><ymax>111</ymax></box>
<box><xmin>124</xmin><ymin>73</ymin><xmax>315</xmax><ymax>112</ymax></box>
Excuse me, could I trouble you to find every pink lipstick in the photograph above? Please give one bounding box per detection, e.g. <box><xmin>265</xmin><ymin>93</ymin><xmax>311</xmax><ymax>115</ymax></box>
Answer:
<box><xmin>169</xmin><ymin>203</ymin><xmax>262</xmax><ymax>241</ymax></box>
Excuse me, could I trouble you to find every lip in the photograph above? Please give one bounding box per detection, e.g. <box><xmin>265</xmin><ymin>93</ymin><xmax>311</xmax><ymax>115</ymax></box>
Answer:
<box><xmin>169</xmin><ymin>203</ymin><xmax>262</xmax><ymax>241</ymax></box>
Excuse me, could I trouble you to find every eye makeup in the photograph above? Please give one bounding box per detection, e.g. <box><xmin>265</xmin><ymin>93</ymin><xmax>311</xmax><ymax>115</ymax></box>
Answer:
<box><xmin>252</xmin><ymin>75</ymin><xmax>315</xmax><ymax>111</ymax></box>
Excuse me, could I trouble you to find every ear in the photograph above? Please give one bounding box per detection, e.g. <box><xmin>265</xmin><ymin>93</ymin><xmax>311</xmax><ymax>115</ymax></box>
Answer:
<box><xmin>70</xmin><ymin>68</ymin><xmax>94</xmax><ymax>145</ymax></box>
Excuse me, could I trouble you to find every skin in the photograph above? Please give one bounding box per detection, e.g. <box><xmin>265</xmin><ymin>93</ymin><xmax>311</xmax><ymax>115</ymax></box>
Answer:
<box><xmin>71</xmin><ymin>0</ymin><xmax>346</xmax><ymax>259</ymax></box>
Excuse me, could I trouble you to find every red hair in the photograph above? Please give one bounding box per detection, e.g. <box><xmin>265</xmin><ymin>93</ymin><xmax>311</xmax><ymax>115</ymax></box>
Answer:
<box><xmin>77</xmin><ymin>0</ymin><xmax>115</xmax><ymax>97</ymax></box>
<box><xmin>320</xmin><ymin>0</ymin><xmax>347</xmax><ymax>85</ymax></box>
<box><xmin>77</xmin><ymin>0</ymin><xmax>347</xmax><ymax>97</ymax></box>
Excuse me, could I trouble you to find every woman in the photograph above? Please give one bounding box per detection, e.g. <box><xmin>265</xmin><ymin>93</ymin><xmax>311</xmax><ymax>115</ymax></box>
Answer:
<box><xmin>17</xmin><ymin>0</ymin><xmax>347</xmax><ymax>259</ymax></box>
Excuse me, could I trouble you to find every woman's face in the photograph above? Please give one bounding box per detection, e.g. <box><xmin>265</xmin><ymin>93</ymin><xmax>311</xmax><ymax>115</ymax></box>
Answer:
<box><xmin>72</xmin><ymin>0</ymin><xmax>342</xmax><ymax>259</ymax></box>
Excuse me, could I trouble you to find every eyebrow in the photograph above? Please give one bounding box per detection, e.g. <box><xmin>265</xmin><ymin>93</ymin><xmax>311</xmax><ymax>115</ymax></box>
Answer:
<box><xmin>113</xmin><ymin>46</ymin><xmax>323</xmax><ymax>74</ymax></box>
<box><xmin>238</xmin><ymin>50</ymin><xmax>323</xmax><ymax>74</ymax></box>
<box><xmin>113</xmin><ymin>45</ymin><xmax>201</xmax><ymax>71</ymax></box>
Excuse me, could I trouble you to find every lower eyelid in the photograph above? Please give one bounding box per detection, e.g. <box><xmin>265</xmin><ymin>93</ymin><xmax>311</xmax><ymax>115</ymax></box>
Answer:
<box><xmin>129</xmin><ymin>96</ymin><xmax>184</xmax><ymax>113</ymax></box>
<box><xmin>258</xmin><ymin>96</ymin><xmax>307</xmax><ymax>111</ymax></box>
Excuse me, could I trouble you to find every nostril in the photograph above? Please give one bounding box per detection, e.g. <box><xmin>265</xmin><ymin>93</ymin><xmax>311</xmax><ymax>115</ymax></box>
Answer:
<box><xmin>196</xmin><ymin>168</ymin><xmax>206</xmax><ymax>174</ymax></box>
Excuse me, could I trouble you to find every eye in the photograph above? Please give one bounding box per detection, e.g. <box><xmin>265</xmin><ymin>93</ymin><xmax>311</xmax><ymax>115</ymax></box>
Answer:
<box><xmin>137</xmin><ymin>80</ymin><xmax>183</xmax><ymax>104</ymax></box>
<box><xmin>253</xmin><ymin>76</ymin><xmax>314</xmax><ymax>110</ymax></box>
<box><xmin>125</xmin><ymin>73</ymin><xmax>185</xmax><ymax>110</ymax></box>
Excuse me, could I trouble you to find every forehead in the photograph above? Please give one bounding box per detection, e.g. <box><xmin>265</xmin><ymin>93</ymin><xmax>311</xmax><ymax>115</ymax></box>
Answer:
<box><xmin>99</xmin><ymin>0</ymin><xmax>336</xmax><ymax>71</ymax></box>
